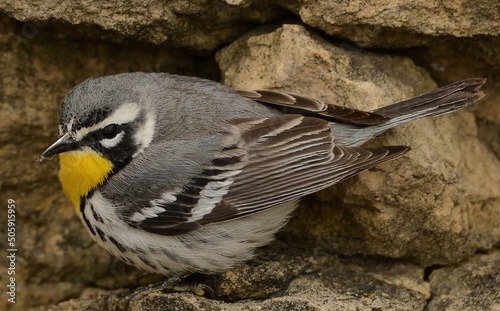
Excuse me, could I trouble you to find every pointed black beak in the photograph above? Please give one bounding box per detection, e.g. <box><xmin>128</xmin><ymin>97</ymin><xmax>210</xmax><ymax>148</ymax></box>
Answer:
<box><xmin>37</xmin><ymin>133</ymin><xmax>78</xmax><ymax>163</ymax></box>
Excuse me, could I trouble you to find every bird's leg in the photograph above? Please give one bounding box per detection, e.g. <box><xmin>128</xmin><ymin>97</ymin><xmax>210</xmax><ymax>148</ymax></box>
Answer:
<box><xmin>118</xmin><ymin>275</ymin><xmax>184</xmax><ymax>308</ymax></box>
<box><xmin>118</xmin><ymin>273</ymin><xmax>215</xmax><ymax>308</ymax></box>
<box><xmin>169</xmin><ymin>278</ymin><xmax>215</xmax><ymax>298</ymax></box>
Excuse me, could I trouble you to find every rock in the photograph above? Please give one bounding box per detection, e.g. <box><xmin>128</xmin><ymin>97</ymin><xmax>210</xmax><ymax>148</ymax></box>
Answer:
<box><xmin>427</xmin><ymin>250</ymin><xmax>500</xmax><ymax>310</ymax></box>
<box><xmin>28</xmin><ymin>289</ymin><xmax>126</xmax><ymax>311</ymax></box>
<box><xmin>2</xmin><ymin>1</ymin><xmax>498</xmax><ymax>50</ymax></box>
<box><xmin>31</xmin><ymin>249</ymin><xmax>429</xmax><ymax>310</ymax></box>
<box><xmin>279</xmin><ymin>0</ymin><xmax>500</xmax><ymax>48</ymax></box>
<box><xmin>402</xmin><ymin>38</ymin><xmax>500</xmax><ymax>161</ymax></box>
<box><xmin>217</xmin><ymin>24</ymin><xmax>500</xmax><ymax>266</ymax></box>
<box><xmin>200</xmin><ymin>243</ymin><xmax>314</xmax><ymax>301</ymax></box>
<box><xmin>0</xmin><ymin>0</ymin><xmax>284</xmax><ymax>50</ymax></box>
<box><xmin>476</xmin><ymin>87</ymin><xmax>500</xmax><ymax>160</ymax></box>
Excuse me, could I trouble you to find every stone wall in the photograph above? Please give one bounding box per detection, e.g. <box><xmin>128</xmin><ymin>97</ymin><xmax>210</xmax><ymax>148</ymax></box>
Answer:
<box><xmin>0</xmin><ymin>1</ymin><xmax>499</xmax><ymax>310</ymax></box>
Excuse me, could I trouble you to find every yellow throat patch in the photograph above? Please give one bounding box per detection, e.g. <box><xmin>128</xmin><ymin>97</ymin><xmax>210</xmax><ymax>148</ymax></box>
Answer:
<box><xmin>58</xmin><ymin>151</ymin><xmax>113</xmax><ymax>213</ymax></box>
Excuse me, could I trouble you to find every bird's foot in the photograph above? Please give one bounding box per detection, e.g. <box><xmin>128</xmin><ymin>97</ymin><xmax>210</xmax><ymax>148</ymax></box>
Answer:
<box><xmin>118</xmin><ymin>275</ymin><xmax>214</xmax><ymax>309</ymax></box>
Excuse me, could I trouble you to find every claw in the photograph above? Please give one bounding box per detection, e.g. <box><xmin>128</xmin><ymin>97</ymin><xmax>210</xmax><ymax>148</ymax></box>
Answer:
<box><xmin>118</xmin><ymin>275</ymin><xmax>216</xmax><ymax>308</ymax></box>
<box><xmin>196</xmin><ymin>283</ymin><xmax>215</xmax><ymax>298</ymax></box>
<box><xmin>171</xmin><ymin>282</ymin><xmax>214</xmax><ymax>298</ymax></box>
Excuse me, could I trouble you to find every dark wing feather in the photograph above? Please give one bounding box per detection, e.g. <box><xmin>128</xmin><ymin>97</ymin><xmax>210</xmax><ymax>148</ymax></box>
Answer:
<box><xmin>134</xmin><ymin>114</ymin><xmax>408</xmax><ymax>235</ymax></box>
<box><xmin>199</xmin><ymin>115</ymin><xmax>409</xmax><ymax>224</ymax></box>
<box><xmin>238</xmin><ymin>90</ymin><xmax>390</xmax><ymax>125</ymax></box>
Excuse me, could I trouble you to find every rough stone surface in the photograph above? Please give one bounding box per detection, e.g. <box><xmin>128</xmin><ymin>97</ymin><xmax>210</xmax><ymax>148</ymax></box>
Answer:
<box><xmin>32</xmin><ymin>252</ymin><xmax>500</xmax><ymax>310</ymax></box>
<box><xmin>0</xmin><ymin>0</ymin><xmax>284</xmax><ymax>50</ymax></box>
<box><xmin>31</xmin><ymin>248</ymin><xmax>429</xmax><ymax>310</ymax></box>
<box><xmin>476</xmin><ymin>87</ymin><xmax>500</xmax><ymax>160</ymax></box>
<box><xmin>217</xmin><ymin>24</ymin><xmax>500</xmax><ymax>266</ymax></box>
<box><xmin>280</xmin><ymin>0</ymin><xmax>500</xmax><ymax>48</ymax></box>
<box><xmin>427</xmin><ymin>250</ymin><xmax>500</xmax><ymax>311</ymax></box>
<box><xmin>1</xmin><ymin>1</ymin><xmax>499</xmax><ymax>49</ymax></box>
<box><xmin>403</xmin><ymin>39</ymin><xmax>500</xmax><ymax>161</ymax></box>
<box><xmin>0</xmin><ymin>2</ymin><xmax>499</xmax><ymax>311</ymax></box>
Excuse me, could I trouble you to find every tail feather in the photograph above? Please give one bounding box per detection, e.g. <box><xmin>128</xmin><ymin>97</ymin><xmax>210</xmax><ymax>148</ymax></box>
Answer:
<box><xmin>331</xmin><ymin>78</ymin><xmax>486</xmax><ymax>147</ymax></box>
<box><xmin>374</xmin><ymin>78</ymin><xmax>486</xmax><ymax>122</ymax></box>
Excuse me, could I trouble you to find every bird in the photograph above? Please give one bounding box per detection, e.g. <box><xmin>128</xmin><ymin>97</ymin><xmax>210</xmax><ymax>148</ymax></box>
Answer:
<box><xmin>38</xmin><ymin>73</ymin><xmax>485</xmax><ymax>278</ymax></box>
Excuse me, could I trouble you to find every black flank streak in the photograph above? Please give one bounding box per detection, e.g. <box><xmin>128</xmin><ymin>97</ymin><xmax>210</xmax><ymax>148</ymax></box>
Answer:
<box><xmin>108</xmin><ymin>236</ymin><xmax>127</xmax><ymax>253</ymax></box>
<box><xmin>162</xmin><ymin>248</ymin><xmax>183</xmax><ymax>263</ymax></box>
<box><xmin>80</xmin><ymin>200</ymin><xmax>97</xmax><ymax>236</ymax></box>
<box><xmin>95</xmin><ymin>227</ymin><xmax>106</xmax><ymax>242</ymax></box>
<box><xmin>139</xmin><ymin>256</ymin><xmax>157</xmax><ymax>270</ymax></box>
<box><xmin>82</xmin><ymin>213</ymin><xmax>96</xmax><ymax>237</ymax></box>
<box><xmin>90</xmin><ymin>204</ymin><xmax>104</xmax><ymax>223</ymax></box>
<box><xmin>80</xmin><ymin>198</ymin><xmax>87</xmax><ymax>214</ymax></box>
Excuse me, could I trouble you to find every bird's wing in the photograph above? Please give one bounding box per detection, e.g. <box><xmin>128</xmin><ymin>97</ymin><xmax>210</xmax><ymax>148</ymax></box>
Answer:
<box><xmin>238</xmin><ymin>90</ymin><xmax>390</xmax><ymax>125</ymax></box>
<box><xmin>128</xmin><ymin>114</ymin><xmax>408</xmax><ymax>236</ymax></box>
<box><xmin>238</xmin><ymin>77</ymin><xmax>486</xmax><ymax>126</ymax></box>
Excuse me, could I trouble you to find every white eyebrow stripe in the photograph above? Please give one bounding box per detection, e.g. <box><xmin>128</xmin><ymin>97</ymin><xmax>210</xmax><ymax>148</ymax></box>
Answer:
<box><xmin>74</xmin><ymin>103</ymin><xmax>141</xmax><ymax>141</ymax></box>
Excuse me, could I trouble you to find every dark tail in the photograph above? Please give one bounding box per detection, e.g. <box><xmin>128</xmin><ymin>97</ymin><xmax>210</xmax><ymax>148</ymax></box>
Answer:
<box><xmin>373</xmin><ymin>78</ymin><xmax>486</xmax><ymax>128</ymax></box>
<box><xmin>331</xmin><ymin>78</ymin><xmax>487</xmax><ymax>146</ymax></box>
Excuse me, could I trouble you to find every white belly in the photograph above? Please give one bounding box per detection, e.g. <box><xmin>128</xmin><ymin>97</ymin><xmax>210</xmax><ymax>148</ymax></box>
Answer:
<box><xmin>80</xmin><ymin>191</ymin><xmax>299</xmax><ymax>276</ymax></box>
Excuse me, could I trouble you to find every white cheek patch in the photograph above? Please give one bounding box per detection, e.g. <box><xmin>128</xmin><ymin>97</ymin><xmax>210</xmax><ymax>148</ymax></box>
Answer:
<box><xmin>74</xmin><ymin>103</ymin><xmax>141</xmax><ymax>141</ymax></box>
<box><xmin>101</xmin><ymin>131</ymin><xmax>124</xmax><ymax>148</ymax></box>
<box><xmin>133</xmin><ymin>112</ymin><xmax>156</xmax><ymax>157</ymax></box>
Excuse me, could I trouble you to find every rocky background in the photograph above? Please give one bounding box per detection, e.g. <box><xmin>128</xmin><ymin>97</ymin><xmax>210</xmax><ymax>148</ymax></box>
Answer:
<box><xmin>1</xmin><ymin>1</ymin><xmax>499</xmax><ymax>310</ymax></box>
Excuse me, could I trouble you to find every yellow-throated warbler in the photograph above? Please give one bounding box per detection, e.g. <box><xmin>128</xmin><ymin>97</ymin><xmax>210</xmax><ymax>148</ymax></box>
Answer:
<box><xmin>39</xmin><ymin>73</ymin><xmax>485</xmax><ymax>276</ymax></box>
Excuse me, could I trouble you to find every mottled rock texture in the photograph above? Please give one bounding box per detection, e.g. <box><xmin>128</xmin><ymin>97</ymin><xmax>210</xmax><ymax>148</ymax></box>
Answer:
<box><xmin>0</xmin><ymin>1</ymin><xmax>499</xmax><ymax>310</ymax></box>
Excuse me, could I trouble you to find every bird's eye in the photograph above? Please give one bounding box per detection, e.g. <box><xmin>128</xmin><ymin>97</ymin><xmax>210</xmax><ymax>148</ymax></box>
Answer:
<box><xmin>101</xmin><ymin>124</ymin><xmax>118</xmax><ymax>139</ymax></box>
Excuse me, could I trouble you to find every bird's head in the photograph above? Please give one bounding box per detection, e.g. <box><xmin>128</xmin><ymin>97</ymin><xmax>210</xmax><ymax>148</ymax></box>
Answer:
<box><xmin>39</xmin><ymin>74</ymin><xmax>156</xmax><ymax>212</ymax></box>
